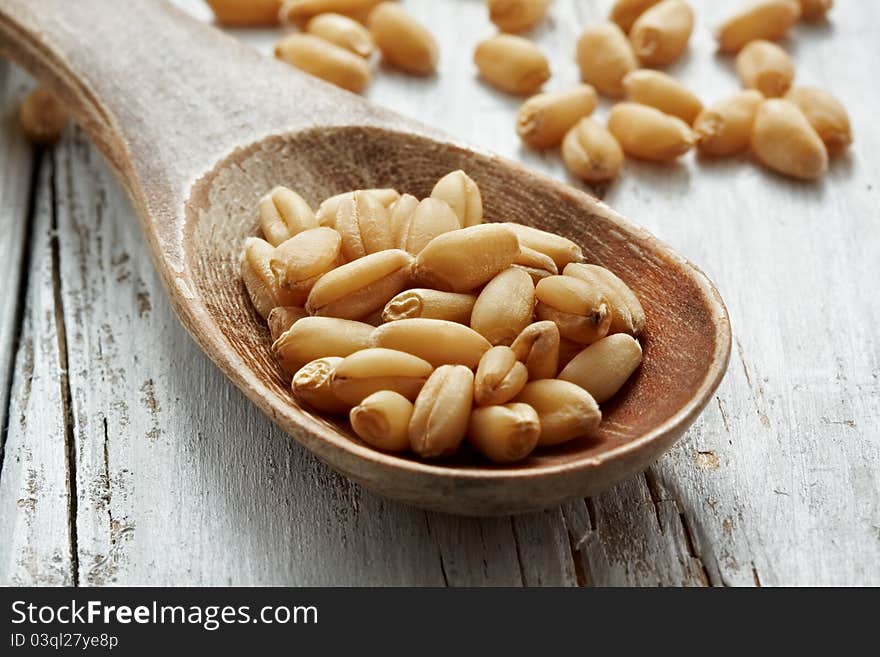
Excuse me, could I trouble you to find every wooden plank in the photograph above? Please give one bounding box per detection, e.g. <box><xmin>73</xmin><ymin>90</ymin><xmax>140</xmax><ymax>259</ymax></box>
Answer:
<box><xmin>0</xmin><ymin>152</ymin><xmax>74</xmax><ymax>586</ymax></box>
<box><xmin>0</xmin><ymin>63</ymin><xmax>34</xmax><ymax>450</ymax></box>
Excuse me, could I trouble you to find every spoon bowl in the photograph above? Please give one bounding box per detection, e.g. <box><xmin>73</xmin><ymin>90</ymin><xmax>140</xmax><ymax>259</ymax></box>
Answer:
<box><xmin>1</xmin><ymin>0</ymin><xmax>731</xmax><ymax>515</ymax></box>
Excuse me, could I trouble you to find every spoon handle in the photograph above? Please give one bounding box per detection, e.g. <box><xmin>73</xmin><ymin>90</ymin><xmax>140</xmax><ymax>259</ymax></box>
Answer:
<box><xmin>0</xmin><ymin>0</ymin><xmax>382</xmax><ymax>202</ymax></box>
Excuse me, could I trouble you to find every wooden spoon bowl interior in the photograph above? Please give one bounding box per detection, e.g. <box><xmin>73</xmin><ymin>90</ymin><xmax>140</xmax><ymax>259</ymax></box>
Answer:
<box><xmin>184</xmin><ymin>126</ymin><xmax>731</xmax><ymax>515</ymax></box>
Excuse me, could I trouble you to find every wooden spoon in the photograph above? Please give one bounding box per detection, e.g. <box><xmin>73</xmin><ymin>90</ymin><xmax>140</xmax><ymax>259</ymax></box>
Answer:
<box><xmin>0</xmin><ymin>0</ymin><xmax>731</xmax><ymax>516</ymax></box>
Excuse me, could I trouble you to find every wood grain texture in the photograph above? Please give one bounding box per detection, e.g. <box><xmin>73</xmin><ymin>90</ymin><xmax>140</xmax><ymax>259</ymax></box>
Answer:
<box><xmin>1</xmin><ymin>0</ymin><xmax>879</xmax><ymax>584</ymax></box>
<box><xmin>0</xmin><ymin>154</ymin><xmax>74</xmax><ymax>585</ymax></box>
<box><xmin>0</xmin><ymin>65</ymin><xmax>33</xmax><ymax>451</ymax></box>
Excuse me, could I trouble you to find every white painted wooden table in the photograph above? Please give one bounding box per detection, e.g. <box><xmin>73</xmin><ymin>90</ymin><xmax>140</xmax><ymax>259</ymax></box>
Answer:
<box><xmin>1</xmin><ymin>0</ymin><xmax>878</xmax><ymax>586</ymax></box>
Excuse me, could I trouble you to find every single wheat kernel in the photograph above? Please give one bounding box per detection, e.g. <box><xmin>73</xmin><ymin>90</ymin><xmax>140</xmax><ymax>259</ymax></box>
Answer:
<box><xmin>607</xmin><ymin>102</ymin><xmax>695</xmax><ymax>162</ymax></box>
<box><xmin>736</xmin><ymin>40</ymin><xmax>794</xmax><ymax>98</ymax></box>
<box><xmin>335</xmin><ymin>190</ymin><xmax>394</xmax><ymax>260</ymax></box>
<box><xmin>623</xmin><ymin>70</ymin><xmax>703</xmax><ymax>123</ymax></box>
<box><xmin>516</xmin><ymin>85</ymin><xmax>599</xmax><ymax>149</ymax></box>
<box><xmin>291</xmin><ymin>357</ymin><xmax>349</xmax><ymax>413</ymax></box>
<box><xmin>561</xmin><ymin>118</ymin><xmax>625</xmax><ymax>183</ymax></box>
<box><xmin>273</xmin><ymin>316</ymin><xmax>374</xmax><ymax>373</ymax></box>
<box><xmin>330</xmin><ymin>347</ymin><xmax>433</xmax><ymax>405</ymax></box>
<box><xmin>510</xmin><ymin>321</ymin><xmax>560</xmax><ymax>380</ymax></box>
<box><xmin>206</xmin><ymin>0</ymin><xmax>283</xmax><ymax>25</ymax></box>
<box><xmin>413</xmin><ymin>224</ymin><xmax>521</xmax><ymax>292</ymax></box>
<box><xmin>409</xmin><ymin>365</ymin><xmax>474</xmax><ymax>458</ymax></box>
<box><xmin>474</xmin><ymin>34</ymin><xmax>551</xmax><ymax>95</ymax></box>
<box><xmin>316</xmin><ymin>189</ymin><xmax>400</xmax><ymax>227</ymax></box>
<box><xmin>558</xmin><ymin>334</ymin><xmax>643</xmax><ymax>403</ymax></box>
<box><xmin>268</xmin><ymin>306</ymin><xmax>310</xmax><ymax>341</ymax></box>
<box><xmin>270</xmin><ymin>227</ymin><xmax>343</xmax><ymax>300</ymax></box>
<box><xmin>563</xmin><ymin>263</ymin><xmax>645</xmax><ymax>336</ymax></box>
<box><xmin>274</xmin><ymin>33</ymin><xmax>371</xmax><ymax>93</ymax></box>
<box><xmin>280</xmin><ymin>0</ymin><xmax>384</xmax><ymax>25</ymax></box>
<box><xmin>629</xmin><ymin>0</ymin><xmax>694</xmax><ymax>67</ymax></box>
<box><xmin>751</xmin><ymin>99</ymin><xmax>828</xmax><ymax>180</ymax></box>
<box><xmin>610</xmin><ymin>0</ymin><xmax>662</xmax><ymax>32</ymax></box>
<box><xmin>797</xmin><ymin>0</ymin><xmax>832</xmax><ymax>21</ymax></box>
<box><xmin>306</xmin><ymin>249</ymin><xmax>413</xmax><ymax>319</ymax></box>
<box><xmin>470</xmin><ymin>268</ymin><xmax>536</xmax><ymax>346</ymax></box>
<box><xmin>693</xmin><ymin>90</ymin><xmax>764</xmax><ymax>156</ymax></box>
<box><xmin>535</xmin><ymin>275</ymin><xmax>611</xmax><ymax>345</ymax></box>
<box><xmin>18</xmin><ymin>87</ymin><xmax>67</xmax><ymax>145</ymax></box>
<box><xmin>575</xmin><ymin>22</ymin><xmax>638</xmax><ymax>98</ymax></box>
<box><xmin>503</xmin><ymin>223</ymin><xmax>583</xmax><ymax>269</ymax></box>
<box><xmin>306</xmin><ymin>13</ymin><xmax>374</xmax><ymax>57</ymax></box>
<box><xmin>258</xmin><ymin>186</ymin><xmax>317</xmax><ymax>247</ymax></box>
<box><xmin>536</xmin><ymin>303</ymin><xmax>613</xmax><ymax>346</ymax></box>
<box><xmin>785</xmin><ymin>86</ymin><xmax>852</xmax><ymax>153</ymax></box>
<box><xmin>514</xmin><ymin>379</ymin><xmax>601</xmax><ymax>446</ymax></box>
<box><xmin>394</xmin><ymin>197</ymin><xmax>461</xmax><ymax>255</ymax></box>
<box><xmin>514</xmin><ymin>247</ymin><xmax>558</xmax><ymax>278</ymax></box>
<box><xmin>241</xmin><ymin>237</ymin><xmax>302</xmax><ymax>319</ymax></box>
<box><xmin>717</xmin><ymin>0</ymin><xmax>801</xmax><ymax>53</ymax></box>
<box><xmin>388</xmin><ymin>194</ymin><xmax>419</xmax><ymax>247</ymax></box>
<box><xmin>487</xmin><ymin>0</ymin><xmax>551</xmax><ymax>33</ymax></box>
<box><xmin>371</xmin><ymin>318</ymin><xmax>492</xmax><ymax>368</ymax></box>
<box><xmin>350</xmin><ymin>390</ymin><xmax>414</xmax><ymax>452</ymax></box>
<box><xmin>474</xmin><ymin>346</ymin><xmax>529</xmax><ymax>406</ymax></box>
<box><xmin>382</xmin><ymin>289</ymin><xmax>477</xmax><ymax>324</ymax></box>
<box><xmin>430</xmin><ymin>170</ymin><xmax>483</xmax><ymax>227</ymax></box>
<box><xmin>468</xmin><ymin>403</ymin><xmax>541</xmax><ymax>463</ymax></box>
<box><xmin>368</xmin><ymin>2</ymin><xmax>438</xmax><ymax>75</ymax></box>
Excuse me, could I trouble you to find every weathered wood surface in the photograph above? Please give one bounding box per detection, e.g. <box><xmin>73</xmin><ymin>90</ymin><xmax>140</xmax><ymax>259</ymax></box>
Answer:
<box><xmin>1</xmin><ymin>0</ymin><xmax>879</xmax><ymax>585</ymax></box>
<box><xmin>0</xmin><ymin>149</ymin><xmax>75</xmax><ymax>586</ymax></box>
<box><xmin>0</xmin><ymin>65</ymin><xmax>32</xmax><ymax>467</ymax></box>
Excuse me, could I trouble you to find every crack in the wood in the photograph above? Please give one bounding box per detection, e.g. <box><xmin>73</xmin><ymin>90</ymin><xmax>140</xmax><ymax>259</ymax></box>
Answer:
<box><xmin>645</xmin><ymin>470</ymin><xmax>714</xmax><ymax>587</ymax></box>
<box><xmin>820</xmin><ymin>416</ymin><xmax>857</xmax><ymax>428</ymax></box>
<box><xmin>422</xmin><ymin>512</ymin><xmax>450</xmax><ymax>587</ymax></box>
<box><xmin>566</xmin><ymin>523</ymin><xmax>591</xmax><ymax>587</ymax></box>
<box><xmin>585</xmin><ymin>498</ymin><xmax>598</xmax><ymax>531</ymax></box>
<box><xmin>715</xmin><ymin>396</ymin><xmax>730</xmax><ymax>434</ymax></box>
<box><xmin>735</xmin><ymin>338</ymin><xmax>771</xmax><ymax>428</ymax></box>
<box><xmin>478</xmin><ymin>527</ymin><xmax>491</xmax><ymax>581</ymax></box>
<box><xmin>643</xmin><ymin>470</ymin><xmax>665</xmax><ymax>531</ymax></box>
<box><xmin>751</xmin><ymin>563</ymin><xmax>762</xmax><ymax>587</ymax></box>
<box><xmin>102</xmin><ymin>417</ymin><xmax>113</xmax><ymax>535</ymax></box>
<box><xmin>735</xmin><ymin>338</ymin><xmax>753</xmax><ymax>390</ymax></box>
<box><xmin>679</xmin><ymin>512</ymin><xmax>712</xmax><ymax>587</ymax></box>
<box><xmin>49</xmin><ymin>151</ymin><xmax>80</xmax><ymax>587</ymax></box>
<box><xmin>561</xmin><ymin>500</ymin><xmax>592</xmax><ymax>587</ymax></box>
<box><xmin>0</xmin><ymin>150</ymin><xmax>43</xmax><ymax>477</ymax></box>
<box><xmin>509</xmin><ymin>518</ymin><xmax>528</xmax><ymax>587</ymax></box>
